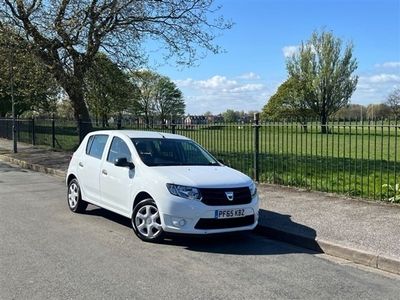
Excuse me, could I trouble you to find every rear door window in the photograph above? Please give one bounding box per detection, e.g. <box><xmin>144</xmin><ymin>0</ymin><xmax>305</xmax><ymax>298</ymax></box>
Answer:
<box><xmin>87</xmin><ymin>135</ymin><xmax>109</xmax><ymax>159</ymax></box>
<box><xmin>86</xmin><ymin>136</ymin><xmax>94</xmax><ymax>154</ymax></box>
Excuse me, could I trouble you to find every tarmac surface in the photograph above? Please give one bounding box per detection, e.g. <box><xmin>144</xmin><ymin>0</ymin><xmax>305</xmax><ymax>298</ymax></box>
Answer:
<box><xmin>0</xmin><ymin>138</ymin><xmax>399</xmax><ymax>274</ymax></box>
<box><xmin>1</xmin><ymin>161</ymin><xmax>399</xmax><ymax>299</ymax></box>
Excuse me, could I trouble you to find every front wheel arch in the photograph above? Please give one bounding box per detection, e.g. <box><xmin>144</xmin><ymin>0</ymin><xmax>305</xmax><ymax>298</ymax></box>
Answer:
<box><xmin>132</xmin><ymin>191</ymin><xmax>154</xmax><ymax>212</ymax></box>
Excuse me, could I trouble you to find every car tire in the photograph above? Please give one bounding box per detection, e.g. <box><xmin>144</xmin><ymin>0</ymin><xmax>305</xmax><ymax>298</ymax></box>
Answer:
<box><xmin>132</xmin><ymin>199</ymin><xmax>164</xmax><ymax>243</ymax></box>
<box><xmin>67</xmin><ymin>178</ymin><xmax>88</xmax><ymax>213</ymax></box>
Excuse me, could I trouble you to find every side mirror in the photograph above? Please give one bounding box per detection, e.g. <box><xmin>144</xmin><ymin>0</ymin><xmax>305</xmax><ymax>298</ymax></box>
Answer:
<box><xmin>114</xmin><ymin>157</ymin><xmax>135</xmax><ymax>169</ymax></box>
<box><xmin>218</xmin><ymin>159</ymin><xmax>225</xmax><ymax>165</ymax></box>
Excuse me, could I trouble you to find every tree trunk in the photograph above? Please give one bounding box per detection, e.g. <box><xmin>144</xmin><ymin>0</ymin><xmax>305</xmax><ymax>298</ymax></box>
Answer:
<box><xmin>117</xmin><ymin>112</ymin><xmax>122</xmax><ymax>129</ymax></box>
<box><xmin>102</xmin><ymin>114</ymin><xmax>106</xmax><ymax>128</ymax></box>
<box><xmin>65</xmin><ymin>81</ymin><xmax>92</xmax><ymax>141</ymax></box>
<box><xmin>144</xmin><ymin>112</ymin><xmax>150</xmax><ymax>128</ymax></box>
<box><xmin>321</xmin><ymin>113</ymin><xmax>328</xmax><ymax>134</ymax></box>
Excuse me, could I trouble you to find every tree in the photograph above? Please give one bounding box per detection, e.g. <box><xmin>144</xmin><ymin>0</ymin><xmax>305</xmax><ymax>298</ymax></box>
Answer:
<box><xmin>261</xmin><ymin>77</ymin><xmax>315</xmax><ymax>128</ymax></box>
<box><xmin>56</xmin><ymin>98</ymin><xmax>74</xmax><ymax>119</ymax></box>
<box><xmin>153</xmin><ymin>77</ymin><xmax>185</xmax><ymax>124</ymax></box>
<box><xmin>333</xmin><ymin>104</ymin><xmax>367</xmax><ymax>121</ymax></box>
<box><xmin>129</xmin><ymin>70</ymin><xmax>160</xmax><ymax>127</ymax></box>
<box><xmin>222</xmin><ymin>109</ymin><xmax>239</xmax><ymax>123</ymax></box>
<box><xmin>129</xmin><ymin>70</ymin><xmax>185</xmax><ymax>126</ymax></box>
<box><xmin>0</xmin><ymin>25</ymin><xmax>59</xmax><ymax>117</ymax></box>
<box><xmin>287</xmin><ymin>30</ymin><xmax>358</xmax><ymax>133</ymax></box>
<box><xmin>386</xmin><ymin>88</ymin><xmax>400</xmax><ymax>119</ymax></box>
<box><xmin>366</xmin><ymin>104</ymin><xmax>391</xmax><ymax>120</ymax></box>
<box><xmin>1</xmin><ymin>1</ymin><xmax>231</xmax><ymax>137</ymax></box>
<box><xmin>84</xmin><ymin>53</ymin><xmax>138</xmax><ymax>127</ymax></box>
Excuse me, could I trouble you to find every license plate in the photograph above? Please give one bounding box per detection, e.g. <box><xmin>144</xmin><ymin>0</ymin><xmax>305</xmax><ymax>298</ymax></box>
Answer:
<box><xmin>215</xmin><ymin>208</ymin><xmax>245</xmax><ymax>219</ymax></box>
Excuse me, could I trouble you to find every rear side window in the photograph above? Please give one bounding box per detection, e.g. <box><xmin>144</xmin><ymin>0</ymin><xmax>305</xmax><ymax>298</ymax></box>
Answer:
<box><xmin>86</xmin><ymin>136</ymin><xmax>94</xmax><ymax>154</ymax></box>
<box><xmin>86</xmin><ymin>135</ymin><xmax>109</xmax><ymax>159</ymax></box>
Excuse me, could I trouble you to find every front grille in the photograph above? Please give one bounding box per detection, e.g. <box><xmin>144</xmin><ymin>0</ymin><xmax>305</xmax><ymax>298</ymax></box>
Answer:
<box><xmin>195</xmin><ymin>215</ymin><xmax>255</xmax><ymax>230</ymax></box>
<box><xmin>199</xmin><ymin>187</ymin><xmax>252</xmax><ymax>206</ymax></box>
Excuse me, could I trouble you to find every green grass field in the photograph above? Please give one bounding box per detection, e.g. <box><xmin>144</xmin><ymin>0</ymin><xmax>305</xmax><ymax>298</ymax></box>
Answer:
<box><xmin>13</xmin><ymin>120</ymin><xmax>400</xmax><ymax>201</ymax></box>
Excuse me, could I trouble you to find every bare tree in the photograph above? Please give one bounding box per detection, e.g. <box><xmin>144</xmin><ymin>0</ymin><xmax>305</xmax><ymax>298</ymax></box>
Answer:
<box><xmin>386</xmin><ymin>88</ymin><xmax>400</xmax><ymax>119</ymax></box>
<box><xmin>0</xmin><ymin>0</ymin><xmax>231</xmax><ymax>137</ymax></box>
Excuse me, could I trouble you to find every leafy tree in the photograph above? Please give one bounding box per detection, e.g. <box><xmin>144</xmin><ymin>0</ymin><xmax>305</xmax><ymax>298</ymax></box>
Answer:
<box><xmin>153</xmin><ymin>77</ymin><xmax>185</xmax><ymax>124</ymax></box>
<box><xmin>129</xmin><ymin>70</ymin><xmax>185</xmax><ymax>126</ymax></box>
<box><xmin>287</xmin><ymin>30</ymin><xmax>358</xmax><ymax>133</ymax></box>
<box><xmin>56</xmin><ymin>98</ymin><xmax>74</xmax><ymax>119</ymax></box>
<box><xmin>222</xmin><ymin>109</ymin><xmax>239</xmax><ymax>123</ymax></box>
<box><xmin>1</xmin><ymin>1</ymin><xmax>231</xmax><ymax>137</ymax></box>
<box><xmin>386</xmin><ymin>88</ymin><xmax>400</xmax><ymax>119</ymax></box>
<box><xmin>261</xmin><ymin>78</ymin><xmax>313</xmax><ymax>121</ymax></box>
<box><xmin>129</xmin><ymin>70</ymin><xmax>160</xmax><ymax>127</ymax></box>
<box><xmin>84</xmin><ymin>53</ymin><xmax>138</xmax><ymax>127</ymax></box>
<box><xmin>261</xmin><ymin>78</ymin><xmax>314</xmax><ymax>130</ymax></box>
<box><xmin>0</xmin><ymin>25</ymin><xmax>59</xmax><ymax>117</ymax></box>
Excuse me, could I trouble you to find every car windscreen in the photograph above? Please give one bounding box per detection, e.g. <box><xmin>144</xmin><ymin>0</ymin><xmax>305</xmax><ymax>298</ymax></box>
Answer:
<box><xmin>131</xmin><ymin>138</ymin><xmax>220</xmax><ymax>167</ymax></box>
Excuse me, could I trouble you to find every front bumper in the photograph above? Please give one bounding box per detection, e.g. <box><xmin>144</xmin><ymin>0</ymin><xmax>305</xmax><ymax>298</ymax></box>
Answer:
<box><xmin>158</xmin><ymin>194</ymin><xmax>259</xmax><ymax>235</ymax></box>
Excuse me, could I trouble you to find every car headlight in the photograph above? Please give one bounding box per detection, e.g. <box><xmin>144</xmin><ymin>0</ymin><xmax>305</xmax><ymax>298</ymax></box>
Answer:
<box><xmin>166</xmin><ymin>184</ymin><xmax>202</xmax><ymax>201</ymax></box>
<box><xmin>249</xmin><ymin>182</ymin><xmax>257</xmax><ymax>197</ymax></box>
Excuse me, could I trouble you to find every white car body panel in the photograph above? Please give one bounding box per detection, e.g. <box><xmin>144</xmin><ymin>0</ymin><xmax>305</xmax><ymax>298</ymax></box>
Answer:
<box><xmin>67</xmin><ymin>130</ymin><xmax>259</xmax><ymax>234</ymax></box>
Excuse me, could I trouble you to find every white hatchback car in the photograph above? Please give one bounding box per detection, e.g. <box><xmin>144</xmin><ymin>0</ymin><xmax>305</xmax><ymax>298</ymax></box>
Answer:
<box><xmin>66</xmin><ymin>130</ymin><xmax>259</xmax><ymax>242</ymax></box>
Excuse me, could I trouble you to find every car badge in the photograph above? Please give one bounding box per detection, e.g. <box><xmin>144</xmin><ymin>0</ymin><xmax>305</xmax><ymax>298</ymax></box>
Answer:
<box><xmin>225</xmin><ymin>191</ymin><xmax>234</xmax><ymax>201</ymax></box>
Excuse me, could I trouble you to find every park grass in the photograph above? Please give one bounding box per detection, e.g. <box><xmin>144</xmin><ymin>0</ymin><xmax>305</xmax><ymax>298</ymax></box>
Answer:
<box><xmin>14</xmin><ymin>120</ymin><xmax>399</xmax><ymax>201</ymax></box>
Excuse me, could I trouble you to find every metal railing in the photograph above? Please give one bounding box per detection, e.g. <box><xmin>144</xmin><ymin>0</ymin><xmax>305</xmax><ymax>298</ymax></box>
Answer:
<box><xmin>0</xmin><ymin>117</ymin><xmax>398</xmax><ymax>201</ymax></box>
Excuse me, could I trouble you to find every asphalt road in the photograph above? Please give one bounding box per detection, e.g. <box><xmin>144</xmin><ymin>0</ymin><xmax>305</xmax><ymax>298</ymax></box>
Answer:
<box><xmin>1</xmin><ymin>162</ymin><xmax>399</xmax><ymax>299</ymax></box>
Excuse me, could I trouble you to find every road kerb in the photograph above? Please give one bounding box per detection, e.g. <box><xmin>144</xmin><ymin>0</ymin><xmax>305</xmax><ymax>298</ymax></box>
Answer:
<box><xmin>0</xmin><ymin>154</ymin><xmax>66</xmax><ymax>178</ymax></box>
<box><xmin>255</xmin><ymin>225</ymin><xmax>400</xmax><ymax>275</ymax></box>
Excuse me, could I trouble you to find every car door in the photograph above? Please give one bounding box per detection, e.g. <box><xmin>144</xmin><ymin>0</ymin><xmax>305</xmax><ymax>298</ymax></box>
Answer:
<box><xmin>78</xmin><ymin>134</ymin><xmax>109</xmax><ymax>206</ymax></box>
<box><xmin>100</xmin><ymin>136</ymin><xmax>135</xmax><ymax>216</ymax></box>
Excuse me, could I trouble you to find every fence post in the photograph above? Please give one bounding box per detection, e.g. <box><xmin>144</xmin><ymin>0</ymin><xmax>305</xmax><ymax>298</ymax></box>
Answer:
<box><xmin>253</xmin><ymin>113</ymin><xmax>260</xmax><ymax>182</ymax></box>
<box><xmin>31</xmin><ymin>117</ymin><xmax>36</xmax><ymax>145</ymax></box>
<box><xmin>171</xmin><ymin>120</ymin><xmax>176</xmax><ymax>134</ymax></box>
<box><xmin>17</xmin><ymin>117</ymin><xmax>20</xmax><ymax>142</ymax></box>
<box><xmin>52</xmin><ymin>115</ymin><xmax>55</xmax><ymax>148</ymax></box>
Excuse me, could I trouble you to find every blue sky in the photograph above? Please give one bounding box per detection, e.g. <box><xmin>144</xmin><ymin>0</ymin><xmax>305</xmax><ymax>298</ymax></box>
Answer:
<box><xmin>156</xmin><ymin>0</ymin><xmax>400</xmax><ymax>115</ymax></box>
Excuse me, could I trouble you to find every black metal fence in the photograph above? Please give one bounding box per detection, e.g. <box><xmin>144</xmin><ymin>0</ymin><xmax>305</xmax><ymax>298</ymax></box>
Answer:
<box><xmin>0</xmin><ymin>117</ymin><xmax>398</xmax><ymax>202</ymax></box>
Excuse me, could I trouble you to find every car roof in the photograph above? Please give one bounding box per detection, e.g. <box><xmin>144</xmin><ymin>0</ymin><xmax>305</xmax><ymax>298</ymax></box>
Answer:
<box><xmin>88</xmin><ymin>130</ymin><xmax>190</xmax><ymax>140</ymax></box>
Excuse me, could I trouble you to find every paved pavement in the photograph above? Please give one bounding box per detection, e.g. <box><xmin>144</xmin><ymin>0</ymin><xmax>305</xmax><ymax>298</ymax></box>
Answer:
<box><xmin>1</xmin><ymin>161</ymin><xmax>399</xmax><ymax>299</ymax></box>
<box><xmin>0</xmin><ymin>138</ymin><xmax>399</xmax><ymax>275</ymax></box>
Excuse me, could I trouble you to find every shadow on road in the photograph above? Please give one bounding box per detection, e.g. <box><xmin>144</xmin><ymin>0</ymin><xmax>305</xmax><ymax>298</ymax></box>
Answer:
<box><xmin>84</xmin><ymin>206</ymin><xmax>319</xmax><ymax>256</ymax></box>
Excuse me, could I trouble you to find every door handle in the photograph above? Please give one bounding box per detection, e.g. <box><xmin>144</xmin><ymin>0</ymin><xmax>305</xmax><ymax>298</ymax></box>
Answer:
<box><xmin>102</xmin><ymin>169</ymin><xmax>108</xmax><ymax>175</ymax></box>
<box><xmin>79</xmin><ymin>162</ymin><xmax>84</xmax><ymax>167</ymax></box>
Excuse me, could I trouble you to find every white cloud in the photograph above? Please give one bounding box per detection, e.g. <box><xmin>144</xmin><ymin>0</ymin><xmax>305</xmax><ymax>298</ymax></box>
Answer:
<box><xmin>359</xmin><ymin>74</ymin><xmax>400</xmax><ymax>84</ymax></box>
<box><xmin>282</xmin><ymin>45</ymin><xmax>299</xmax><ymax>58</ymax></box>
<box><xmin>174</xmin><ymin>75</ymin><xmax>274</xmax><ymax>114</ymax></box>
<box><xmin>352</xmin><ymin>73</ymin><xmax>400</xmax><ymax>104</ymax></box>
<box><xmin>237</xmin><ymin>72</ymin><xmax>261</xmax><ymax>80</ymax></box>
<box><xmin>374</xmin><ymin>61</ymin><xmax>400</xmax><ymax>68</ymax></box>
<box><xmin>231</xmin><ymin>84</ymin><xmax>265</xmax><ymax>93</ymax></box>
